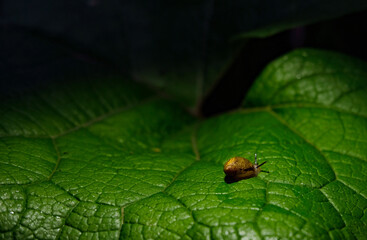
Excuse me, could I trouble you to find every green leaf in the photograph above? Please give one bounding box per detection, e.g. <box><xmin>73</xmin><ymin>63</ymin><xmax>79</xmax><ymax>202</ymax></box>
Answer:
<box><xmin>244</xmin><ymin>48</ymin><xmax>367</xmax><ymax>116</ymax></box>
<box><xmin>1</xmin><ymin>49</ymin><xmax>367</xmax><ymax>239</ymax></box>
<box><xmin>3</xmin><ymin>1</ymin><xmax>367</xmax><ymax>106</ymax></box>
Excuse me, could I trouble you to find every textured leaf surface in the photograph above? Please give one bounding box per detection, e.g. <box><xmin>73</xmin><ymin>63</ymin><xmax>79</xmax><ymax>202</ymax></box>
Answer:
<box><xmin>1</xmin><ymin>49</ymin><xmax>367</xmax><ymax>239</ymax></box>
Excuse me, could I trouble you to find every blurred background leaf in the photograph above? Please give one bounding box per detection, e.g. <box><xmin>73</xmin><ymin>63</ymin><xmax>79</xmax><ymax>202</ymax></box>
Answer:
<box><xmin>2</xmin><ymin>0</ymin><xmax>367</xmax><ymax>110</ymax></box>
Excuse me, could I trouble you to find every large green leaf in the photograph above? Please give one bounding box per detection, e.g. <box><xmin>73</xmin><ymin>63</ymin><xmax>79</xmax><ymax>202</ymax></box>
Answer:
<box><xmin>3</xmin><ymin>1</ymin><xmax>367</xmax><ymax>106</ymax></box>
<box><xmin>1</xmin><ymin>49</ymin><xmax>367</xmax><ymax>239</ymax></box>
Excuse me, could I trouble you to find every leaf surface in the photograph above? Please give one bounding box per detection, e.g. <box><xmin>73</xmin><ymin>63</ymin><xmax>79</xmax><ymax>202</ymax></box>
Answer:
<box><xmin>1</xmin><ymin>49</ymin><xmax>367</xmax><ymax>239</ymax></box>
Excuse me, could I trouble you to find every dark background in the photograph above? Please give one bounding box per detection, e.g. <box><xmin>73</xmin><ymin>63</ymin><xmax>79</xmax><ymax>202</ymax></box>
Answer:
<box><xmin>2</xmin><ymin>7</ymin><xmax>367</xmax><ymax>117</ymax></box>
<box><xmin>202</xmin><ymin>10</ymin><xmax>367</xmax><ymax>116</ymax></box>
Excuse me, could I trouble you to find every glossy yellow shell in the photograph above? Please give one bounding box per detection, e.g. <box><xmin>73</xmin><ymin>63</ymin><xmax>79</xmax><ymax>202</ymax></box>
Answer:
<box><xmin>223</xmin><ymin>156</ymin><xmax>262</xmax><ymax>181</ymax></box>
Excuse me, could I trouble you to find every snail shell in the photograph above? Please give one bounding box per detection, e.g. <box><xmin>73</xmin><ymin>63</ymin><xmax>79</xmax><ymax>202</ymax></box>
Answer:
<box><xmin>223</xmin><ymin>155</ymin><xmax>266</xmax><ymax>182</ymax></box>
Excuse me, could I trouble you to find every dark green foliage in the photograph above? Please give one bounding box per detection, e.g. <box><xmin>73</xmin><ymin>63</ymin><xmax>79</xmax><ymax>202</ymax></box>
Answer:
<box><xmin>1</xmin><ymin>49</ymin><xmax>366</xmax><ymax>239</ymax></box>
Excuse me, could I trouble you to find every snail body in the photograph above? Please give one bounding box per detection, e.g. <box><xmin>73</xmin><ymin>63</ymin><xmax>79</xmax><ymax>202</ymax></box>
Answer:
<box><xmin>223</xmin><ymin>154</ymin><xmax>266</xmax><ymax>182</ymax></box>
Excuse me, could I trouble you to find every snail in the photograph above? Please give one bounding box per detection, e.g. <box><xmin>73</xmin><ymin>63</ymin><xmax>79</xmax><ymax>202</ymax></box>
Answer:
<box><xmin>224</xmin><ymin>154</ymin><xmax>267</xmax><ymax>183</ymax></box>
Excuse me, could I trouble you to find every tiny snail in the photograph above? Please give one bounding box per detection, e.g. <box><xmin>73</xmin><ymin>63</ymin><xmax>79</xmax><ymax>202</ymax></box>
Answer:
<box><xmin>224</xmin><ymin>154</ymin><xmax>267</xmax><ymax>183</ymax></box>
